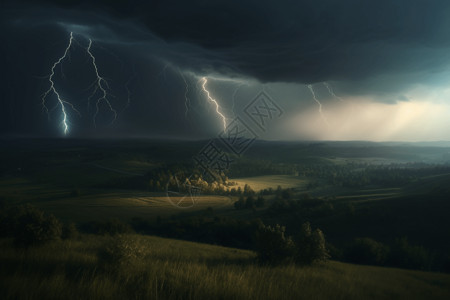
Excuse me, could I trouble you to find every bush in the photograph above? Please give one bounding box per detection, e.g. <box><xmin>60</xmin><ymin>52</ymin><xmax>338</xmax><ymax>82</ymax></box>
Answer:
<box><xmin>62</xmin><ymin>222</ymin><xmax>79</xmax><ymax>239</ymax></box>
<box><xmin>98</xmin><ymin>235</ymin><xmax>147</xmax><ymax>271</ymax></box>
<box><xmin>344</xmin><ymin>238</ymin><xmax>389</xmax><ymax>265</ymax></box>
<box><xmin>388</xmin><ymin>237</ymin><xmax>432</xmax><ymax>270</ymax></box>
<box><xmin>12</xmin><ymin>204</ymin><xmax>62</xmax><ymax>247</ymax></box>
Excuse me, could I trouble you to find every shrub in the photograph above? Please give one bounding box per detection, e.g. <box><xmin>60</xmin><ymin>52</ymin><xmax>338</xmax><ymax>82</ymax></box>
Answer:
<box><xmin>62</xmin><ymin>222</ymin><xmax>79</xmax><ymax>239</ymax></box>
<box><xmin>98</xmin><ymin>235</ymin><xmax>147</xmax><ymax>271</ymax></box>
<box><xmin>388</xmin><ymin>237</ymin><xmax>432</xmax><ymax>270</ymax></box>
<box><xmin>344</xmin><ymin>238</ymin><xmax>389</xmax><ymax>265</ymax></box>
<box><xmin>12</xmin><ymin>204</ymin><xmax>62</xmax><ymax>247</ymax></box>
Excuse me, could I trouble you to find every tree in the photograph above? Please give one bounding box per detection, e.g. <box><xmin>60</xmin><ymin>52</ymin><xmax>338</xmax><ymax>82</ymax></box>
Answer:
<box><xmin>282</xmin><ymin>188</ymin><xmax>293</xmax><ymax>200</ymax></box>
<box><xmin>276</xmin><ymin>185</ymin><xmax>283</xmax><ymax>196</ymax></box>
<box><xmin>234</xmin><ymin>196</ymin><xmax>245</xmax><ymax>210</ymax></box>
<box><xmin>294</xmin><ymin>222</ymin><xmax>330</xmax><ymax>265</ymax></box>
<box><xmin>256</xmin><ymin>196</ymin><xmax>265</xmax><ymax>208</ymax></box>
<box><xmin>245</xmin><ymin>196</ymin><xmax>255</xmax><ymax>209</ymax></box>
<box><xmin>255</xmin><ymin>222</ymin><xmax>329</xmax><ymax>266</ymax></box>
<box><xmin>255</xmin><ymin>223</ymin><xmax>295</xmax><ymax>264</ymax></box>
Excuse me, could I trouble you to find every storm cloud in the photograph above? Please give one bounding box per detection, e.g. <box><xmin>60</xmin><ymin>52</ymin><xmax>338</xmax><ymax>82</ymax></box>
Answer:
<box><xmin>2</xmin><ymin>0</ymin><xmax>450</xmax><ymax>139</ymax></box>
<box><xmin>6</xmin><ymin>0</ymin><xmax>450</xmax><ymax>86</ymax></box>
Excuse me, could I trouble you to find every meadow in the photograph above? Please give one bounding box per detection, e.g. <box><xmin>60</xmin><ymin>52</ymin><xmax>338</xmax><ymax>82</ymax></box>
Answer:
<box><xmin>1</xmin><ymin>234</ymin><xmax>450</xmax><ymax>300</ymax></box>
<box><xmin>2</xmin><ymin>139</ymin><xmax>450</xmax><ymax>298</ymax></box>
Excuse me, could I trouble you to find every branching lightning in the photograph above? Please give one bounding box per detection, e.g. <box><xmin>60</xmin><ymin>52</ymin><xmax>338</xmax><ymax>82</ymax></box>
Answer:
<box><xmin>41</xmin><ymin>32</ymin><xmax>131</xmax><ymax>134</ymax></box>
<box><xmin>41</xmin><ymin>32</ymin><xmax>81</xmax><ymax>134</ymax></box>
<box><xmin>201</xmin><ymin>77</ymin><xmax>227</xmax><ymax>131</ymax></box>
<box><xmin>86</xmin><ymin>39</ymin><xmax>117</xmax><ymax>127</ymax></box>
<box><xmin>307</xmin><ymin>84</ymin><xmax>329</xmax><ymax>126</ymax></box>
<box><xmin>323</xmin><ymin>82</ymin><xmax>343</xmax><ymax>102</ymax></box>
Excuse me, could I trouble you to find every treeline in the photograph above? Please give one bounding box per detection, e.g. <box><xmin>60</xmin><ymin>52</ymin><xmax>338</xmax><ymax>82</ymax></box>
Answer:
<box><xmin>0</xmin><ymin>201</ymin><xmax>329</xmax><ymax>266</ymax></box>
<box><xmin>340</xmin><ymin>237</ymin><xmax>443</xmax><ymax>271</ymax></box>
<box><xmin>2</xmin><ymin>198</ymin><xmax>448</xmax><ymax>271</ymax></box>
<box><xmin>298</xmin><ymin>163</ymin><xmax>450</xmax><ymax>187</ymax></box>
<box><xmin>97</xmin><ymin>164</ymin><xmax>270</xmax><ymax>196</ymax></box>
<box><xmin>227</xmin><ymin>158</ymin><xmax>297</xmax><ymax>177</ymax></box>
<box><xmin>258</xmin><ymin>190</ymin><xmax>450</xmax><ymax>273</ymax></box>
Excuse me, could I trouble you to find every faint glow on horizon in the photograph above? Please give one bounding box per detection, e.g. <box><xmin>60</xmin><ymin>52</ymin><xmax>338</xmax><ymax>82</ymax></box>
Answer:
<box><xmin>284</xmin><ymin>98</ymin><xmax>450</xmax><ymax>141</ymax></box>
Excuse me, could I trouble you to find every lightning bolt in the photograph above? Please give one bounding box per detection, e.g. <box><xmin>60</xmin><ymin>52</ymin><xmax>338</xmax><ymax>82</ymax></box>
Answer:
<box><xmin>307</xmin><ymin>84</ymin><xmax>329</xmax><ymax>126</ymax></box>
<box><xmin>41</xmin><ymin>32</ymin><xmax>81</xmax><ymax>135</ymax></box>
<box><xmin>201</xmin><ymin>77</ymin><xmax>227</xmax><ymax>131</ymax></box>
<box><xmin>323</xmin><ymin>82</ymin><xmax>343</xmax><ymax>102</ymax></box>
<box><xmin>323</xmin><ymin>82</ymin><xmax>356</xmax><ymax>116</ymax></box>
<box><xmin>86</xmin><ymin>39</ymin><xmax>117</xmax><ymax>127</ymax></box>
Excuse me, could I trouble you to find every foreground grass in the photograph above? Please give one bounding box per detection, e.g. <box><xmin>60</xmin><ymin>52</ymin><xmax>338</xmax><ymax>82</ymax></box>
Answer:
<box><xmin>1</xmin><ymin>235</ymin><xmax>449</xmax><ymax>300</ymax></box>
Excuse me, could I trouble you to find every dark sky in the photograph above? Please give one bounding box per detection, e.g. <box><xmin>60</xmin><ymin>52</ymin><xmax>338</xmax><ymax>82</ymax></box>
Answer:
<box><xmin>2</xmin><ymin>0</ymin><xmax>450</xmax><ymax>140</ymax></box>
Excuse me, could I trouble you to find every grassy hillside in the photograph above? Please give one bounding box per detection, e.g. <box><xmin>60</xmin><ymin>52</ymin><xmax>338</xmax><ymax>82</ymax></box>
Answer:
<box><xmin>1</xmin><ymin>234</ymin><xmax>449</xmax><ymax>300</ymax></box>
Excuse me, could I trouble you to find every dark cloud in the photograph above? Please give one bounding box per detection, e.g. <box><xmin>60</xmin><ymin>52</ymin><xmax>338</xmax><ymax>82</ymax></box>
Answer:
<box><xmin>3</xmin><ymin>0</ymin><xmax>450</xmax><ymax>137</ymax></box>
<box><xmin>6</xmin><ymin>0</ymin><xmax>450</xmax><ymax>86</ymax></box>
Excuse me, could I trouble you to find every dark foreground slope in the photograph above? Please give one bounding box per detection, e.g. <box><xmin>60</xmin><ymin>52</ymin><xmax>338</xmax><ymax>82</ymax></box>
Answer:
<box><xmin>1</xmin><ymin>234</ymin><xmax>450</xmax><ymax>300</ymax></box>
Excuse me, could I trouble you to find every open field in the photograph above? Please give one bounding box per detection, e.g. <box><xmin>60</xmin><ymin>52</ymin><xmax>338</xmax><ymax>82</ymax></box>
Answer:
<box><xmin>34</xmin><ymin>194</ymin><xmax>233</xmax><ymax>223</ymax></box>
<box><xmin>1</xmin><ymin>234</ymin><xmax>449</xmax><ymax>300</ymax></box>
<box><xmin>0</xmin><ymin>178</ymin><xmax>233</xmax><ymax>222</ymax></box>
<box><xmin>2</xmin><ymin>139</ymin><xmax>450</xmax><ymax>284</ymax></box>
<box><xmin>232</xmin><ymin>175</ymin><xmax>309</xmax><ymax>191</ymax></box>
<box><xmin>332</xmin><ymin>187</ymin><xmax>403</xmax><ymax>202</ymax></box>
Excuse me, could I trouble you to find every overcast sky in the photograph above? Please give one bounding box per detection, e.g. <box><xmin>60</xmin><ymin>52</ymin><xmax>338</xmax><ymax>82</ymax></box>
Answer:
<box><xmin>2</xmin><ymin>0</ymin><xmax>450</xmax><ymax>141</ymax></box>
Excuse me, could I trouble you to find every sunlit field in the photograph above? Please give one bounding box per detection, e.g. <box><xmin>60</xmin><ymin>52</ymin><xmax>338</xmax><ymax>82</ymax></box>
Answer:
<box><xmin>232</xmin><ymin>175</ymin><xmax>309</xmax><ymax>191</ymax></box>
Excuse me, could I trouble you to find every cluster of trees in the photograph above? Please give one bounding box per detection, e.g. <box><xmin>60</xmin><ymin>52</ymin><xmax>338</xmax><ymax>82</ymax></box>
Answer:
<box><xmin>100</xmin><ymin>161</ymin><xmax>450</xmax><ymax>194</ymax></box>
<box><xmin>227</xmin><ymin>158</ymin><xmax>297</xmax><ymax>177</ymax></box>
<box><xmin>254</xmin><ymin>222</ymin><xmax>329</xmax><ymax>265</ymax></box>
<box><xmin>234</xmin><ymin>195</ymin><xmax>265</xmax><ymax>210</ymax></box>
<box><xmin>342</xmin><ymin>237</ymin><xmax>434</xmax><ymax>271</ymax></box>
<box><xmin>297</xmin><ymin>162</ymin><xmax>450</xmax><ymax>187</ymax></box>
<box><xmin>0</xmin><ymin>204</ymin><xmax>78</xmax><ymax>247</ymax></box>
<box><xmin>99</xmin><ymin>165</ymin><xmax>264</xmax><ymax>196</ymax></box>
<box><xmin>266</xmin><ymin>191</ymin><xmax>335</xmax><ymax>219</ymax></box>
